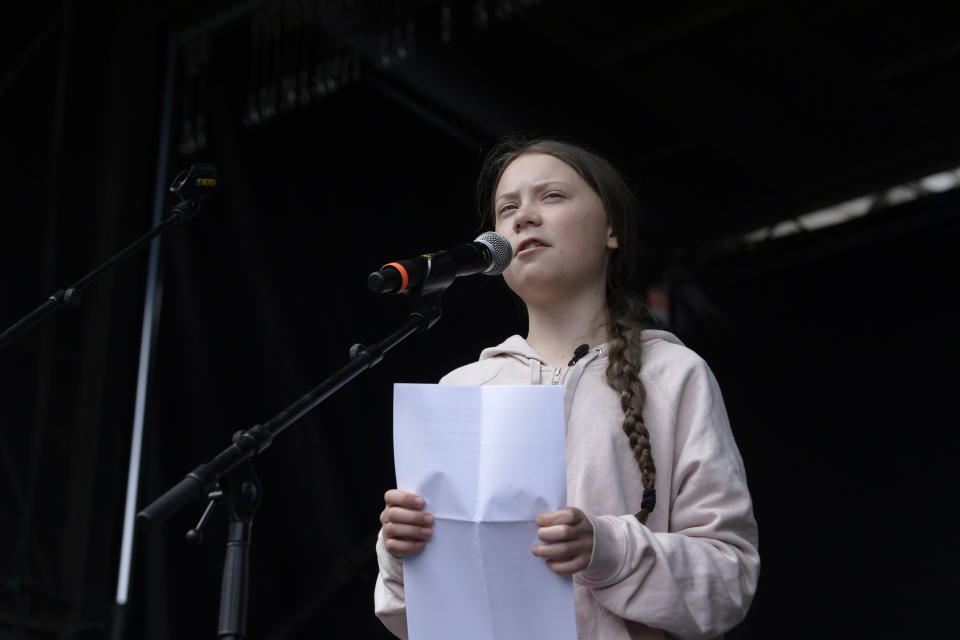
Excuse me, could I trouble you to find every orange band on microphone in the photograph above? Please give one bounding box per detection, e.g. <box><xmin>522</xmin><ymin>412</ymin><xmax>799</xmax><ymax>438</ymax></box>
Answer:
<box><xmin>382</xmin><ymin>262</ymin><xmax>409</xmax><ymax>293</ymax></box>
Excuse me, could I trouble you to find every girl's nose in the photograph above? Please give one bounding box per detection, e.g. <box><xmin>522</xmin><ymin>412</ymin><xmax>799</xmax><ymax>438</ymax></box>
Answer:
<box><xmin>513</xmin><ymin>205</ymin><xmax>541</xmax><ymax>232</ymax></box>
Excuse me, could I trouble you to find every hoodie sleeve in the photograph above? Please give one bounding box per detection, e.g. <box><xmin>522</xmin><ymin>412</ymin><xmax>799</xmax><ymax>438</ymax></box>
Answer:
<box><xmin>374</xmin><ymin>529</ymin><xmax>409</xmax><ymax>638</ymax></box>
<box><xmin>576</xmin><ymin>356</ymin><xmax>760</xmax><ymax>639</ymax></box>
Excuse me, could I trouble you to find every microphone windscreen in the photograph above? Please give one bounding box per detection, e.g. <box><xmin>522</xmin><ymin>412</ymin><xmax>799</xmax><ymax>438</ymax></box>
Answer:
<box><xmin>475</xmin><ymin>232</ymin><xmax>513</xmax><ymax>276</ymax></box>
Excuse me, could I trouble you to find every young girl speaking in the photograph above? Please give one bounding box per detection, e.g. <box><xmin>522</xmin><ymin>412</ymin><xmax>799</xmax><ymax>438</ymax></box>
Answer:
<box><xmin>375</xmin><ymin>138</ymin><xmax>760</xmax><ymax>639</ymax></box>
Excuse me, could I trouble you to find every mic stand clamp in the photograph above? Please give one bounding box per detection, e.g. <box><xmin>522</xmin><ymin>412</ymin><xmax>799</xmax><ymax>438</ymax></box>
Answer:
<box><xmin>180</xmin><ymin>434</ymin><xmax>262</xmax><ymax>640</ymax></box>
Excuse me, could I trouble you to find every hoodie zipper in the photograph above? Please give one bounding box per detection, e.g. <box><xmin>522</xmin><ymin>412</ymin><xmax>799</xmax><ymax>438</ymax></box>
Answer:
<box><xmin>552</xmin><ymin>367</ymin><xmax>562</xmax><ymax>384</ymax></box>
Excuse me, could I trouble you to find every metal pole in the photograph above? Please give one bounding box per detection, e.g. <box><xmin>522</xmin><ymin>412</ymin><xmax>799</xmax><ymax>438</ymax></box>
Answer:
<box><xmin>111</xmin><ymin>29</ymin><xmax>177</xmax><ymax>636</ymax></box>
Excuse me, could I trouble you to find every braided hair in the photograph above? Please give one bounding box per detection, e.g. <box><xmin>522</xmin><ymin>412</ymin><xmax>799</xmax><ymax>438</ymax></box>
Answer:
<box><xmin>478</xmin><ymin>136</ymin><xmax>662</xmax><ymax>523</ymax></box>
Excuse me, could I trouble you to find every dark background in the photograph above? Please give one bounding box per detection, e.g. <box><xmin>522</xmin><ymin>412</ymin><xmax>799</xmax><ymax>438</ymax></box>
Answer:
<box><xmin>1</xmin><ymin>1</ymin><xmax>958</xmax><ymax>638</ymax></box>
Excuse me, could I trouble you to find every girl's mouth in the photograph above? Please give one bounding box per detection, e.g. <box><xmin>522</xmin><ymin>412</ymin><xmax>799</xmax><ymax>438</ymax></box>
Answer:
<box><xmin>516</xmin><ymin>238</ymin><xmax>549</xmax><ymax>257</ymax></box>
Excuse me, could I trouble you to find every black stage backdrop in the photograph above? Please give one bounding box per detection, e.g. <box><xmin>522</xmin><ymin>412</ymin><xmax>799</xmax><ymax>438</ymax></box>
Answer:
<box><xmin>1</xmin><ymin>2</ymin><xmax>958</xmax><ymax>638</ymax></box>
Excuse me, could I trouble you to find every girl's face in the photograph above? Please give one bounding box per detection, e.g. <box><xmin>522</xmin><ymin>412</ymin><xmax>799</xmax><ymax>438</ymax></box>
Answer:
<box><xmin>494</xmin><ymin>152</ymin><xmax>618</xmax><ymax>305</ymax></box>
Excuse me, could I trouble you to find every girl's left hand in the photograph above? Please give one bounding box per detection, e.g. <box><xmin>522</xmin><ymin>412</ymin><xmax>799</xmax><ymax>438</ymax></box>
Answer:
<box><xmin>532</xmin><ymin>507</ymin><xmax>594</xmax><ymax>574</ymax></box>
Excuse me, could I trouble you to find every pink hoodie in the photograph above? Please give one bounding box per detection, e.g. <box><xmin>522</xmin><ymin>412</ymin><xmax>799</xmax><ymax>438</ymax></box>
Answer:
<box><xmin>375</xmin><ymin>330</ymin><xmax>759</xmax><ymax>639</ymax></box>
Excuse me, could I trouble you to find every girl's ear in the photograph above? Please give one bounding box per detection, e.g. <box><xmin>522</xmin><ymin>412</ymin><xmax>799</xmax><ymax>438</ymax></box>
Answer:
<box><xmin>607</xmin><ymin>225</ymin><xmax>620</xmax><ymax>250</ymax></box>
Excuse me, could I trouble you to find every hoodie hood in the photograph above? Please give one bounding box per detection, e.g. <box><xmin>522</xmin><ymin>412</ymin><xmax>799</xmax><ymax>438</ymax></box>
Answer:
<box><xmin>470</xmin><ymin>330</ymin><xmax>686</xmax><ymax>420</ymax></box>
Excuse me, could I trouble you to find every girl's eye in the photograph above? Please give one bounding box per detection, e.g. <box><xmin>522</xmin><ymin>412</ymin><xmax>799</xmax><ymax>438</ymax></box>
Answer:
<box><xmin>545</xmin><ymin>192</ymin><xmax>564</xmax><ymax>200</ymax></box>
<box><xmin>498</xmin><ymin>203</ymin><xmax>517</xmax><ymax>216</ymax></box>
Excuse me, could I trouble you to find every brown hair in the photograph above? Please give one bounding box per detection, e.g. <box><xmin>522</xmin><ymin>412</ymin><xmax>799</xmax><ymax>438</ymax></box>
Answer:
<box><xmin>477</xmin><ymin>136</ymin><xmax>661</xmax><ymax>523</ymax></box>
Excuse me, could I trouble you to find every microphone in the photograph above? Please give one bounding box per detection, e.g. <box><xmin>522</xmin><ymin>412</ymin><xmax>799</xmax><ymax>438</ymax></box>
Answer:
<box><xmin>368</xmin><ymin>232</ymin><xmax>513</xmax><ymax>295</ymax></box>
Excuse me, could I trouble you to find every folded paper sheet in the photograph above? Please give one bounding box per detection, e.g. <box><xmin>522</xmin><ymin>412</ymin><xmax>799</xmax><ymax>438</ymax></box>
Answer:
<box><xmin>393</xmin><ymin>383</ymin><xmax>577</xmax><ymax>640</ymax></box>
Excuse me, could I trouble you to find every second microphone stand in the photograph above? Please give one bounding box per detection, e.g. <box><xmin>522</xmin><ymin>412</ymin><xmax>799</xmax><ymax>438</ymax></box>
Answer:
<box><xmin>0</xmin><ymin>164</ymin><xmax>219</xmax><ymax>351</ymax></box>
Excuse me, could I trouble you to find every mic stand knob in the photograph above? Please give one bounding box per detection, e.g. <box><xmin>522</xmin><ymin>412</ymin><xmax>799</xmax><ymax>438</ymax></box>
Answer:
<box><xmin>185</xmin><ymin>487</ymin><xmax>224</xmax><ymax>546</ymax></box>
<box><xmin>349</xmin><ymin>343</ymin><xmax>366</xmax><ymax>359</ymax></box>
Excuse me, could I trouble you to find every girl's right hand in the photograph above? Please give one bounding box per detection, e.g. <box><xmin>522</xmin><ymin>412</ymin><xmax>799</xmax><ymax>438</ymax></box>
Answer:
<box><xmin>380</xmin><ymin>489</ymin><xmax>434</xmax><ymax>559</ymax></box>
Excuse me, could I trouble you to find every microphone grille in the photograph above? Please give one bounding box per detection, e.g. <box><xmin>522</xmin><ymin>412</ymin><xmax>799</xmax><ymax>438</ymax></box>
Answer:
<box><xmin>475</xmin><ymin>232</ymin><xmax>513</xmax><ymax>276</ymax></box>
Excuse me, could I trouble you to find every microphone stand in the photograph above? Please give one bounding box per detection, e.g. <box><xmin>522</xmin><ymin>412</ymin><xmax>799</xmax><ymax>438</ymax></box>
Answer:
<box><xmin>0</xmin><ymin>164</ymin><xmax>219</xmax><ymax>351</ymax></box>
<box><xmin>137</xmin><ymin>292</ymin><xmax>445</xmax><ymax>639</ymax></box>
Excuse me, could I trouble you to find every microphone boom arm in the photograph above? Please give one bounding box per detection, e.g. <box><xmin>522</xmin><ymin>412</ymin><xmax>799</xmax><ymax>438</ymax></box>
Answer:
<box><xmin>136</xmin><ymin>292</ymin><xmax>443</xmax><ymax>529</ymax></box>
<box><xmin>0</xmin><ymin>164</ymin><xmax>219</xmax><ymax>351</ymax></box>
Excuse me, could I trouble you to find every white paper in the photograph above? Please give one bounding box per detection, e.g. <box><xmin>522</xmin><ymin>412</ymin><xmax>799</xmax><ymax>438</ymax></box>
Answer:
<box><xmin>393</xmin><ymin>383</ymin><xmax>577</xmax><ymax>640</ymax></box>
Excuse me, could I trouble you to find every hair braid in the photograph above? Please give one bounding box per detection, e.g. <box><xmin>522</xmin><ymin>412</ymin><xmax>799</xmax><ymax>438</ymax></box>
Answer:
<box><xmin>605</xmin><ymin>290</ymin><xmax>659</xmax><ymax>523</ymax></box>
